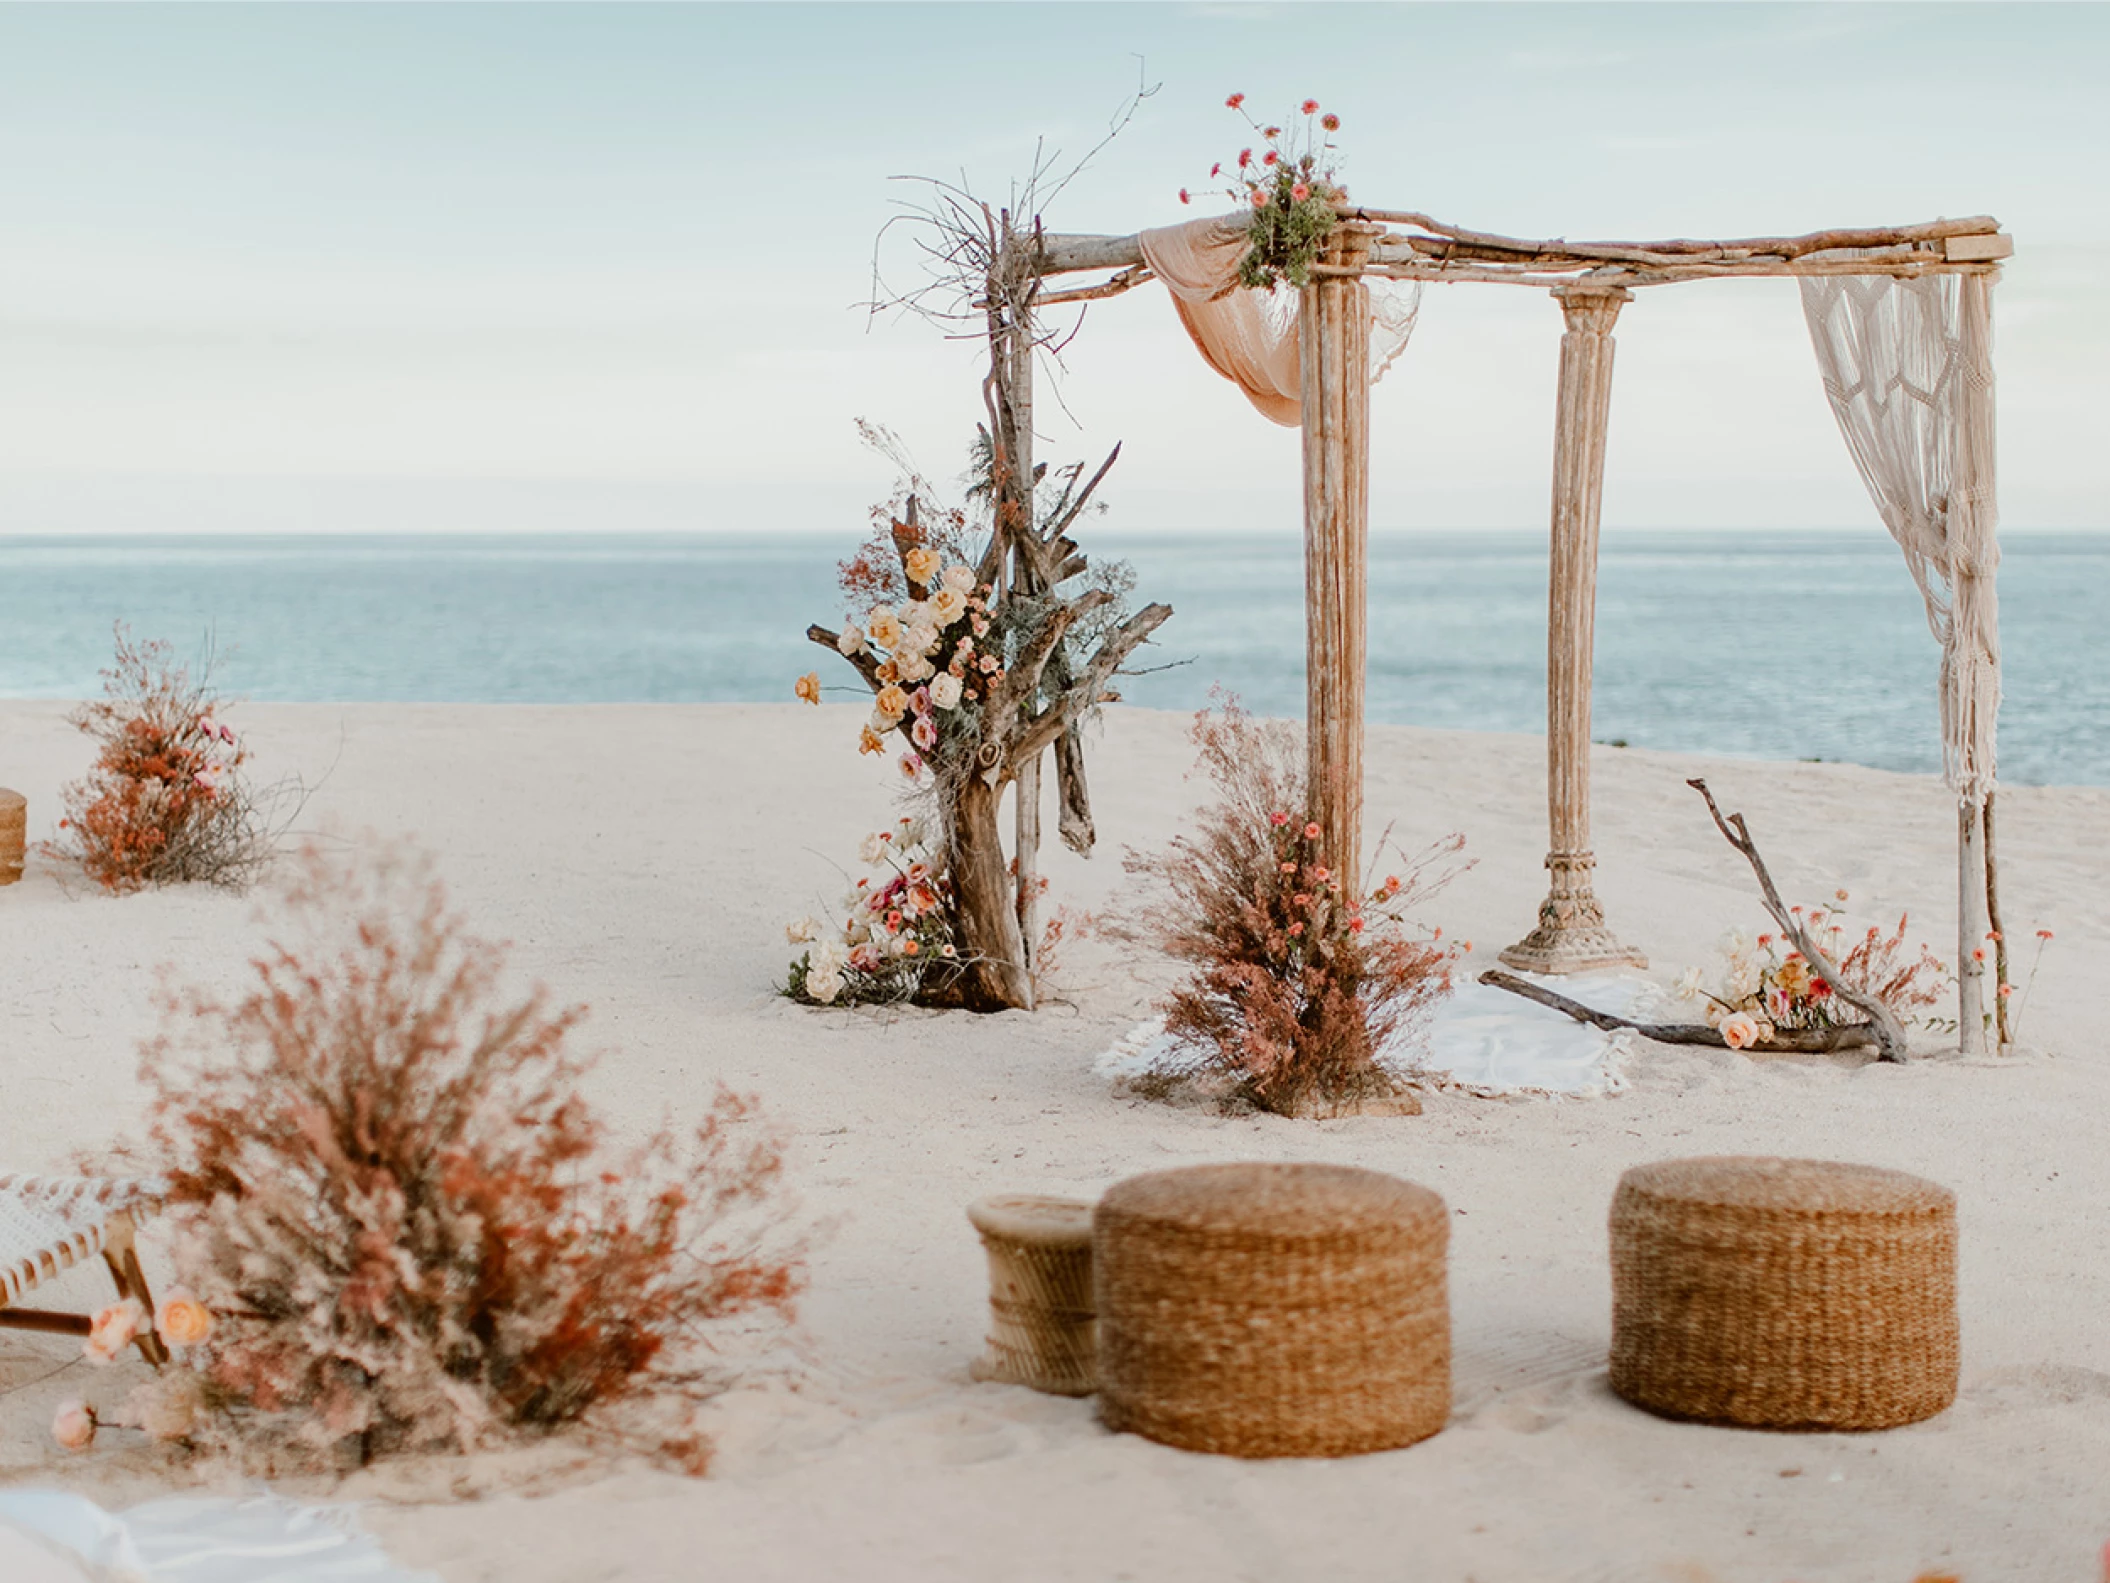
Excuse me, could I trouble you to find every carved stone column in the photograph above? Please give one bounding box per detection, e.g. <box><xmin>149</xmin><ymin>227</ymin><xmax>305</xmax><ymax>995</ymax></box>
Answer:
<box><xmin>1299</xmin><ymin>223</ymin><xmax>1379</xmax><ymax>899</ymax></box>
<box><xmin>1501</xmin><ymin>285</ymin><xmax>1647</xmax><ymax>975</ymax></box>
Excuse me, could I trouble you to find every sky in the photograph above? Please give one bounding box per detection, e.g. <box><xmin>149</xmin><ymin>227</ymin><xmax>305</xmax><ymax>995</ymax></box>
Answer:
<box><xmin>0</xmin><ymin>2</ymin><xmax>2103</xmax><ymax>538</ymax></box>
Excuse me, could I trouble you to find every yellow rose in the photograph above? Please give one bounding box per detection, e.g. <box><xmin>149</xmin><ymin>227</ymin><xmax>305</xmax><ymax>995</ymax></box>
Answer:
<box><xmin>875</xmin><ymin>684</ymin><xmax>909</xmax><ymax>721</ymax></box>
<box><xmin>867</xmin><ymin>607</ymin><xmax>903</xmax><ymax>649</ymax></box>
<box><xmin>794</xmin><ymin>672</ymin><xmax>821</xmax><ymax>706</ymax></box>
<box><xmin>928</xmin><ymin>587</ymin><xmax>967</xmax><ymax>625</ymax></box>
<box><xmin>903</xmin><ymin>546</ymin><xmax>940</xmax><ymax>587</ymax></box>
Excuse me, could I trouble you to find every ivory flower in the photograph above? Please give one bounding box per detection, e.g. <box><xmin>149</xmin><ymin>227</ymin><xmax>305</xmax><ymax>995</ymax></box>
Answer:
<box><xmin>867</xmin><ymin>607</ymin><xmax>903</xmax><ymax>649</ymax></box>
<box><xmin>896</xmin><ymin>651</ymin><xmax>936</xmax><ymax>684</ymax></box>
<box><xmin>904</xmin><ymin>546</ymin><xmax>940</xmax><ymax>587</ymax></box>
<box><xmin>837</xmin><ymin>623</ymin><xmax>867</xmax><ymax>657</ymax></box>
<box><xmin>84</xmin><ymin>1297</ymin><xmax>145</xmax><ymax>1364</ymax></box>
<box><xmin>903</xmin><ymin>623</ymin><xmax>941</xmax><ymax>658</ymax></box>
<box><xmin>129</xmin><ymin>1375</ymin><xmax>202</xmax><ymax>1439</ymax></box>
<box><xmin>52</xmin><ymin>1399</ymin><xmax>96</xmax><ymax>1451</ymax></box>
<box><xmin>786</xmin><ymin>916</ymin><xmax>822</xmax><ymax>944</ymax></box>
<box><xmin>1675</xmin><ymin>965</ymin><xmax>1706</xmax><ymax>1001</ymax></box>
<box><xmin>929</xmin><ymin>673</ymin><xmax>963</xmax><ymax>710</ymax></box>
<box><xmin>901</xmin><ymin>600</ymin><xmax>931</xmax><ymax>631</ymax></box>
<box><xmin>928</xmin><ymin>587</ymin><xmax>967</xmax><ymax>625</ymax></box>
<box><xmin>1719</xmin><ymin>1012</ymin><xmax>1763</xmax><ymax>1051</ymax></box>
<box><xmin>942</xmin><ymin>564</ymin><xmax>977</xmax><ymax>594</ymax></box>
<box><xmin>805</xmin><ymin>966</ymin><xmax>845</xmax><ymax>1005</ymax></box>
<box><xmin>794</xmin><ymin>672</ymin><xmax>821</xmax><ymax>706</ymax></box>
<box><xmin>874</xmin><ymin>684</ymin><xmax>910</xmax><ymax>722</ymax></box>
<box><xmin>859</xmin><ymin>832</ymin><xmax>890</xmax><ymax>864</ymax></box>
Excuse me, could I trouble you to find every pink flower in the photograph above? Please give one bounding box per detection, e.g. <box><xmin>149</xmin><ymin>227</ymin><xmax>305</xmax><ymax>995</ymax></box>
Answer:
<box><xmin>1348</xmin><ymin>916</ymin><xmax>1365</xmax><ymax>933</ymax></box>
<box><xmin>1303</xmin><ymin>821</ymin><xmax>1322</xmax><ymax>839</ymax></box>
<box><xmin>1210</xmin><ymin>162</ymin><xmax>1222</xmax><ymax>177</ymax></box>
<box><xmin>1280</xmin><ymin>861</ymin><xmax>1297</xmax><ymax>874</ymax></box>
<box><xmin>1998</xmin><ymin>983</ymin><xmax>2015</xmax><ymax>999</ymax></box>
<box><xmin>1321</xmin><ymin>113</ymin><xmax>1340</xmax><ymax>132</ymax></box>
<box><xmin>912</xmin><ymin>715</ymin><xmax>937</xmax><ymax>750</ymax></box>
<box><xmin>52</xmin><ymin>1399</ymin><xmax>96</xmax><ymax>1451</ymax></box>
<box><xmin>1263</xmin><ymin>125</ymin><xmax>1281</xmax><ymax>140</ymax></box>
<box><xmin>1972</xmin><ymin>947</ymin><xmax>1987</xmax><ymax>962</ymax></box>
<box><xmin>1226</xmin><ymin>92</ymin><xmax>1245</xmax><ymax>109</ymax></box>
<box><xmin>910</xmin><ymin>685</ymin><xmax>932</xmax><ymax>716</ymax></box>
<box><xmin>1270</xmin><ymin>811</ymin><xmax>1291</xmax><ymax>827</ymax></box>
<box><xmin>1288</xmin><ymin>922</ymin><xmax>1305</xmax><ymax>937</ymax></box>
<box><xmin>2037</xmin><ymin>928</ymin><xmax>2055</xmax><ymax>940</ymax></box>
<box><xmin>1719</xmin><ymin>1012</ymin><xmax>1763</xmax><ymax>1051</ymax></box>
<box><xmin>1178</xmin><ymin>188</ymin><xmax>1190</xmax><ymax>205</ymax></box>
<box><xmin>84</xmin><ymin>1297</ymin><xmax>144</xmax><ymax>1364</ymax></box>
<box><xmin>1250</xmin><ymin>189</ymin><xmax>1268</xmax><ymax>209</ymax></box>
<box><xmin>1291</xmin><ymin>183</ymin><xmax>1311</xmax><ymax>202</ymax></box>
<box><xmin>898</xmin><ymin>752</ymin><xmax>924</xmax><ymax>782</ymax></box>
<box><xmin>1301</xmin><ymin>98</ymin><xmax>1319</xmax><ymax>114</ymax></box>
<box><xmin>1237</xmin><ymin>148</ymin><xmax>1252</xmax><ymax>169</ymax></box>
<box><xmin>1262</xmin><ymin>150</ymin><xmax>1279</xmax><ymax>167</ymax></box>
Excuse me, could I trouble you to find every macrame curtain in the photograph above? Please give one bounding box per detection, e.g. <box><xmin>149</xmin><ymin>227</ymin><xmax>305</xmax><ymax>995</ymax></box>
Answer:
<box><xmin>1800</xmin><ymin>270</ymin><xmax>2002</xmax><ymax>804</ymax></box>
<box><xmin>1137</xmin><ymin>215</ymin><xmax>1419</xmax><ymax>428</ymax></box>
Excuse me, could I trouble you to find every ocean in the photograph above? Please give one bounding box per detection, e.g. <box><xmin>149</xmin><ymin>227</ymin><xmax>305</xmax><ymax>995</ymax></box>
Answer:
<box><xmin>2</xmin><ymin>530</ymin><xmax>2104</xmax><ymax>787</ymax></box>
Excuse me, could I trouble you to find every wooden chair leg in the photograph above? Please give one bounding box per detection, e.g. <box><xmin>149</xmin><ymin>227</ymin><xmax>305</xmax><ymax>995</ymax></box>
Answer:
<box><xmin>100</xmin><ymin>1213</ymin><xmax>169</xmax><ymax>1367</ymax></box>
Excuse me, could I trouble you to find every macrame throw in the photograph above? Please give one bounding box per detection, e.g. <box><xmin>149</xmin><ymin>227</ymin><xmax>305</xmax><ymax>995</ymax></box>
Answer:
<box><xmin>1800</xmin><ymin>270</ymin><xmax>2001</xmax><ymax>803</ymax></box>
<box><xmin>1137</xmin><ymin>215</ymin><xmax>1419</xmax><ymax>429</ymax></box>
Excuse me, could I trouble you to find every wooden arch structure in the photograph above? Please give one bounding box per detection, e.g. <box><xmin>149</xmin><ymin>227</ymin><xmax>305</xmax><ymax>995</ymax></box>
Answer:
<box><xmin>1025</xmin><ymin>206</ymin><xmax>2013</xmax><ymax>1052</ymax></box>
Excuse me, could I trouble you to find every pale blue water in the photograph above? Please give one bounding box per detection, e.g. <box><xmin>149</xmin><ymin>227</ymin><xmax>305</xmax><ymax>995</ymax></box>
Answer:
<box><xmin>1</xmin><ymin>531</ymin><xmax>2104</xmax><ymax>786</ymax></box>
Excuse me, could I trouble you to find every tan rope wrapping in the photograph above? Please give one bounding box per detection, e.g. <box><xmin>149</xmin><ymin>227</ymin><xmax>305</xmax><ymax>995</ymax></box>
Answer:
<box><xmin>1093</xmin><ymin>1162</ymin><xmax>1450</xmax><ymax>1458</ymax></box>
<box><xmin>1609</xmin><ymin>1155</ymin><xmax>1959</xmax><ymax>1430</ymax></box>
<box><xmin>966</xmin><ymin>1195</ymin><xmax>1096</xmax><ymax>1396</ymax></box>
<box><xmin>0</xmin><ymin>788</ymin><xmax>24</xmax><ymax>886</ymax></box>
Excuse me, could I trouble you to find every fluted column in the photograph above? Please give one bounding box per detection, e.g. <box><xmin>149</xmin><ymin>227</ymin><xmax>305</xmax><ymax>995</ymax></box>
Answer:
<box><xmin>1501</xmin><ymin>284</ymin><xmax>1647</xmax><ymax>974</ymax></box>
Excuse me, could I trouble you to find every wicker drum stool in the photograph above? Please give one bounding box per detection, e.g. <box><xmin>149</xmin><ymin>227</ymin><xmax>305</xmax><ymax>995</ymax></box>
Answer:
<box><xmin>1609</xmin><ymin>1156</ymin><xmax>1958</xmax><ymax>1430</ymax></box>
<box><xmin>0</xmin><ymin>788</ymin><xmax>23</xmax><ymax>886</ymax></box>
<box><xmin>967</xmin><ymin>1195</ymin><xmax>1097</xmax><ymax>1396</ymax></box>
<box><xmin>1094</xmin><ymin>1162</ymin><xmax>1450</xmax><ymax>1458</ymax></box>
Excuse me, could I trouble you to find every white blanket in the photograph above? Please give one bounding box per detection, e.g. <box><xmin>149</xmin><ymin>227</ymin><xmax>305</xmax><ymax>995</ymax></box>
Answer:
<box><xmin>0</xmin><ymin>1492</ymin><xmax>434</xmax><ymax>1583</ymax></box>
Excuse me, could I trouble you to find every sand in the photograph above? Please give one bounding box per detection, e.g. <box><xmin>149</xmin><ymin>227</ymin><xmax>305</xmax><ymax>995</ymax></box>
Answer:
<box><xmin>2</xmin><ymin>699</ymin><xmax>2106</xmax><ymax>1582</ymax></box>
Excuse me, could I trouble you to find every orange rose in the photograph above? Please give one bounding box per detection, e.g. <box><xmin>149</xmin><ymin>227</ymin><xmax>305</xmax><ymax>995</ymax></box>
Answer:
<box><xmin>156</xmin><ymin>1288</ymin><xmax>215</xmax><ymax>1349</ymax></box>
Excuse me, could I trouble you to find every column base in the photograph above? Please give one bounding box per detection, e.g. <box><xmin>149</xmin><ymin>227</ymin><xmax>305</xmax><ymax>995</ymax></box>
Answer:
<box><xmin>1498</xmin><ymin>922</ymin><xmax>1649</xmax><ymax>976</ymax></box>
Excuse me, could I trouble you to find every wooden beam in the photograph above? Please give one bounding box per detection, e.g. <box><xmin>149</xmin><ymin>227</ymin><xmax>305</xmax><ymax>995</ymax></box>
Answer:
<box><xmin>1037</xmin><ymin>233</ymin><xmax>1145</xmax><ymax>274</ymax></box>
<box><xmin>1944</xmin><ymin>232</ymin><xmax>2014</xmax><ymax>262</ymax></box>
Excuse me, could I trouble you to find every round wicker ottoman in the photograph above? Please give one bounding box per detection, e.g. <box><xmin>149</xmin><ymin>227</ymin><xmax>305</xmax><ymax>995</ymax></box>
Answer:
<box><xmin>0</xmin><ymin>788</ymin><xmax>23</xmax><ymax>886</ymax></box>
<box><xmin>1609</xmin><ymin>1156</ymin><xmax>1958</xmax><ymax>1430</ymax></box>
<box><xmin>1094</xmin><ymin>1162</ymin><xmax>1450</xmax><ymax>1458</ymax></box>
<box><xmin>967</xmin><ymin>1195</ymin><xmax>1097</xmax><ymax>1396</ymax></box>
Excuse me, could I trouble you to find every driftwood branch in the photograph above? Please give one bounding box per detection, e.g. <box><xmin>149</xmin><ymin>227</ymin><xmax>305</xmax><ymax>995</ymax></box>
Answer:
<box><xmin>1687</xmin><ymin>778</ymin><xmax>1911</xmax><ymax>1063</ymax></box>
<box><xmin>1477</xmin><ymin>970</ymin><xmax>1879</xmax><ymax>1054</ymax></box>
<box><xmin>1009</xmin><ymin>600</ymin><xmax>1173</xmax><ymax>768</ymax></box>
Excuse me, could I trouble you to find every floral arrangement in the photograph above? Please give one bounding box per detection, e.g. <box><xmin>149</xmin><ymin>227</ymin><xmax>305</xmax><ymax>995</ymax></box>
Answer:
<box><xmin>785</xmin><ymin>815</ymin><xmax>958</xmax><ymax>1006</ymax></box>
<box><xmin>53</xmin><ymin>626</ymin><xmax>292</xmax><ymax>892</ymax></box>
<box><xmin>1122</xmin><ymin>700</ymin><xmax>1464</xmax><ymax>1116</ymax></box>
<box><xmin>81</xmin><ymin>842</ymin><xmax>803</xmax><ymax>1474</ymax></box>
<box><xmin>1182</xmin><ymin>93</ymin><xmax>1349</xmax><ymax>290</ymax></box>
<box><xmin>1677</xmin><ymin>894</ymin><xmax>1948</xmax><ymax>1050</ymax></box>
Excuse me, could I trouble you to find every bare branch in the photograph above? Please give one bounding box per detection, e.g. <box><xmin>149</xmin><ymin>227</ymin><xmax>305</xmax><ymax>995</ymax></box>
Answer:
<box><xmin>1478</xmin><ymin>970</ymin><xmax>1881</xmax><ymax>1054</ymax></box>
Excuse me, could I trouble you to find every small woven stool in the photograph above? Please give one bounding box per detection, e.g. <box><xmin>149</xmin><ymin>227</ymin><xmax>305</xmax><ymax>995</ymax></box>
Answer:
<box><xmin>0</xmin><ymin>788</ymin><xmax>23</xmax><ymax>886</ymax></box>
<box><xmin>1609</xmin><ymin>1155</ymin><xmax>1958</xmax><ymax>1430</ymax></box>
<box><xmin>966</xmin><ymin>1195</ymin><xmax>1096</xmax><ymax>1396</ymax></box>
<box><xmin>1094</xmin><ymin>1162</ymin><xmax>1450</xmax><ymax>1458</ymax></box>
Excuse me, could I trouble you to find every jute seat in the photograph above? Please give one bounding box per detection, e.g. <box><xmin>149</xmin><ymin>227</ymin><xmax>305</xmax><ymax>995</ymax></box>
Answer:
<box><xmin>1609</xmin><ymin>1155</ymin><xmax>1958</xmax><ymax>1430</ymax></box>
<box><xmin>1094</xmin><ymin>1162</ymin><xmax>1450</xmax><ymax>1458</ymax></box>
<box><xmin>0</xmin><ymin>788</ymin><xmax>24</xmax><ymax>886</ymax></box>
<box><xmin>0</xmin><ymin>1175</ymin><xmax>169</xmax><ymax>1365</ymax></box>
<box><xmin>966</xmin><ymin>1194</ymin><xmax>1096</xmax><ymax>1396</ymax></box>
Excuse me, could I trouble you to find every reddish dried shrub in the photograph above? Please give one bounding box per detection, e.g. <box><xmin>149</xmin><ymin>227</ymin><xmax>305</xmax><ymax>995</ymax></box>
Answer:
<box><xmin>1124</xmin><ymin>701</ymin><xmax>1464</xmax><ymax>1115</ymax></box>
<box><xmin>1833</xmin><ymin>913</ymin><xmax>1949</xmax><ymax>1017</ymax></box>
<box><xmin>55</xmin><ymin>627</ymin><xmax>287</xmax><ymax>892</ymax></box>
<box><xmin>114</xmin><ymin>842</ymin><xmax>803</xmax><ymax>1473</ymax></box>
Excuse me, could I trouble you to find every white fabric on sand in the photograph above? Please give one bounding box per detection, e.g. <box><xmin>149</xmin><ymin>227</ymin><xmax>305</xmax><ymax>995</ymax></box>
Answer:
<box><xmin>1095</xmin><ymin>970</ymin><xmax>1654</xmax><ymax>1098</ymax></box>
<box><xmin>0</xmin><ymin>1492</ymin><xmax>436</xmax><ymax>1583</ymax></box>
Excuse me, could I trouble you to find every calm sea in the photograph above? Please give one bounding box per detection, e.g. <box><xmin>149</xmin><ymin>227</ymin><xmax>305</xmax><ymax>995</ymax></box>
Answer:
<box><xmin>1</xmin><ymin>531</ymin><xmax>2104</xmax><ymax>787</ymax></box>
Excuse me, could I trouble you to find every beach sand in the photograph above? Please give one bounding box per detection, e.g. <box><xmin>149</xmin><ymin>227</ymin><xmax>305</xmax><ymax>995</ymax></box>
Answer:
<box><xmin>2</xmin><ymin>699</ymin><xmax>2106</xmax><ymax>1582</ymax></box>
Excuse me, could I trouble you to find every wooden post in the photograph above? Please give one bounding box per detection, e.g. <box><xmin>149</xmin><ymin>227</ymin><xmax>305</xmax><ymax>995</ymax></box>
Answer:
<box><xmin>1950</xmin><ymin>269</ymin><xmax>2000</xmax><ymax>1055</ymax></box>
<box><xmin>1006</xmin><ymin>242</ymin><xmax>1042</xmax><ymax>982</ymax></box>
<box><xmin>1300</xmin><ymin>223</ymin><xmax>1379</xmax><ymax>898</ymax></box>
<box><xmin>1501</xmin><ymin>284</ymin><xmax>1647</xmax><ymax>975</ymax></box>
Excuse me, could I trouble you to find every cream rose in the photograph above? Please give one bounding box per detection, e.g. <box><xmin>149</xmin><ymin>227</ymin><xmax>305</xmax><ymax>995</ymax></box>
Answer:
<box><xmin>785</xmin><ymin>916</ymin><xmax>821</xmax><ymax>945</ymax></box>
<box><xmin>928</xmin><ymin>587</ymin><xmax>967</xmax><ymax>625</ymax></box>
<box><xmin>903</xmin><ymin>546</ymin><xmax>940</xmax><ymax>587</ymax></box>
<box><xmin>929</xmin><ymin>673</ymin><xmax>963</xmax><ymax>710</ymax></box>
<box><xmin>84</xmin><ymin>1297</ymin><xmax>144</xmax><ymax>1364</ymax></box>
<box><xmin>154</xmin><ymin>1290</ymin><xmax>214</xmax><ymax>1351</ymax></box>
<box><xmin>942</xmin><ymin>563</ymin><xmax>976</xmax><ymax>594</ymax></box>
<box><xmin>874</xmin><ymin>684</ymin><xmax>909</xmax><ymax>722</ymax></box>
<box><xmin>836</xmin><ymin>622</ymin><xmax>866</xmax><ymax>657</ymax></box>
<box><xmin>1718</xmin><ymin>1011</ymin><xmax>1763</xmax><ymax>1051</ymax></box>
<box><xmin>805</xmin><ymin>966</ymin><xmax>845</xmax><ymax>1004</ymax></box>
<box><xmin>903</xmin><ymin>625</ymin><xmax>940</xmax><ymax>661</ymax></box>
<box><xmin>52</xmin><ymin>1399</ymin><xmax>96</xmax><ymax>1451</ymax></box>
<box><xmin>866</xmin><ymin>607</ymin><xmax>903</xmax><ymax>649</ymax></box>
<box><xmin>895</xmin><ymin>651</ymin><xmax>935</xmax><ymax>684</ymax></box>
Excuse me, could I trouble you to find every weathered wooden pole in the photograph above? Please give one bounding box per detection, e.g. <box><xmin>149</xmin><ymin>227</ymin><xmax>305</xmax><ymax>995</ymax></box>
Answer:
<box><xmin>999</xmin><ymin>223</ymin><xmax>1043</xmax><ymax>986</ymax></box>
<box><xmin>1950</xmin><ymin>269</ymin><xmax>2000</xmax><ymax>1055</ymax></box>
<box><xmin>1500</xmin><ymin>284</ymin><xmax>1648</xmax><ymax>975</ymax></box>
<box><xmin>1299</xmin><ymin>223</ymin><xmax>1380</xmax><ymax>899</ymax></box>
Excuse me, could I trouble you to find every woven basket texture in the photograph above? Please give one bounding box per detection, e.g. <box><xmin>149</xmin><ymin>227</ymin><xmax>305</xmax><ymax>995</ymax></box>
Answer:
<box><xmin>0</xmin><ymin>788</ymin><xmax>24</xmax><ymax>886</ymax></box>
<box><xmin>1094</xmin><ymin>1162</ymin><xmax>1450</xmax><ymax>1458</ymax></box>
<box><xmin>967</xmin><ymin>1195</ymin><xmax>1096</xmax><ymax>1396</ymax></box>
<box><xmin>1609</xmin><ymin>1155</ymin><xmax>1958</xmax><ymax>1430</ymax></box>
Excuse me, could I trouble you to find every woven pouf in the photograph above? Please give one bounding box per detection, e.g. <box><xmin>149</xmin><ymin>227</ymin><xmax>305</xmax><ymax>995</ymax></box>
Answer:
<box><xmin>1609</xmin><ymin>1155</ymin><xmax>1959</xmax><ymax>1430</ymax></box>
<box><xmin>0</xmin><ymin>789</ymin><xmax>23</xmax><ymax>886</ymax></box>
<box><xmin>1094</xmin><ymin>1162</ymin><xmax>1450</xmax><ymax>1457</ymax></box>
<box><xmin>967</xmin><ymin>1195</ymin><xmax>1097</xmax><ymax>1396</ymax></box>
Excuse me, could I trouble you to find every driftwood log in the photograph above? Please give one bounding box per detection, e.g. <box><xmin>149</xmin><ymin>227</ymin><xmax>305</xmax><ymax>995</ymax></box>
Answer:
<box><xmin>1687</xmin><ymin>778</ymin><xmax>1910</xmax><ymax>1064</ymax></box>
<box><xmin>1478</xmin><ymin>969</ymin><xmax>1879</xmax><ymax>1055</ymax></box>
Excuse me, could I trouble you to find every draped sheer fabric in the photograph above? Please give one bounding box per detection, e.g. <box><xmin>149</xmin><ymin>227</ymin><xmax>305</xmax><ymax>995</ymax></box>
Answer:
<box><xmin>1801</xmin><ymin>270</ymin><xmax>2001</xmax><ymax>802</ymax></box>
<box><xmin>1136</xmin><ymin>215</ymin><xmax>1420</xmax><ymax>428</ymax></box>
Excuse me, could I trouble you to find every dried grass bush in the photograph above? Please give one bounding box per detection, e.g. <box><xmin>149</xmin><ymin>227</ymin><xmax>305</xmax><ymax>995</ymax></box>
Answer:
<box><xmin>1121</xmin><ymin>701</ymin><xmax>1464</xmax><ymax>1116</ymax></box>
<box><xmin>53</xmin><ymin>626</ymin><xmax>299</xmax><ymax>892</ymax></box>
<box><xmin>109</xmin><ymin>842</ymin><xmax>804</xmax><ymax>1474</ymax></box>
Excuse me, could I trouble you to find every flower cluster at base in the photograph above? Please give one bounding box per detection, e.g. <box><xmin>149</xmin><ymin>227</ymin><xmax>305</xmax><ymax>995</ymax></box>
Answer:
<box><xmin>1182</xmin><ymin>93</ymin><xmax>1349</xmax><ymax>291</ymax></box>
<box><xmin>1124</xmin><ymin>703</ymin><xmax>1464</xmax><ymax>1117</ymax></box>
<box><xmin>785</xmin><ymin>815</ymin><xmax>958</xmax><ymax>1006</ymax></box>
<box><xmin>1675</xmin><ymin>896</ymin><xmax>1947</xmax><ymax>1049</ymax></box>
<box><xmin>53</xmin><ymin>1290</ymin><xmax>218</xmax><ymax>1450</ymax></box>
